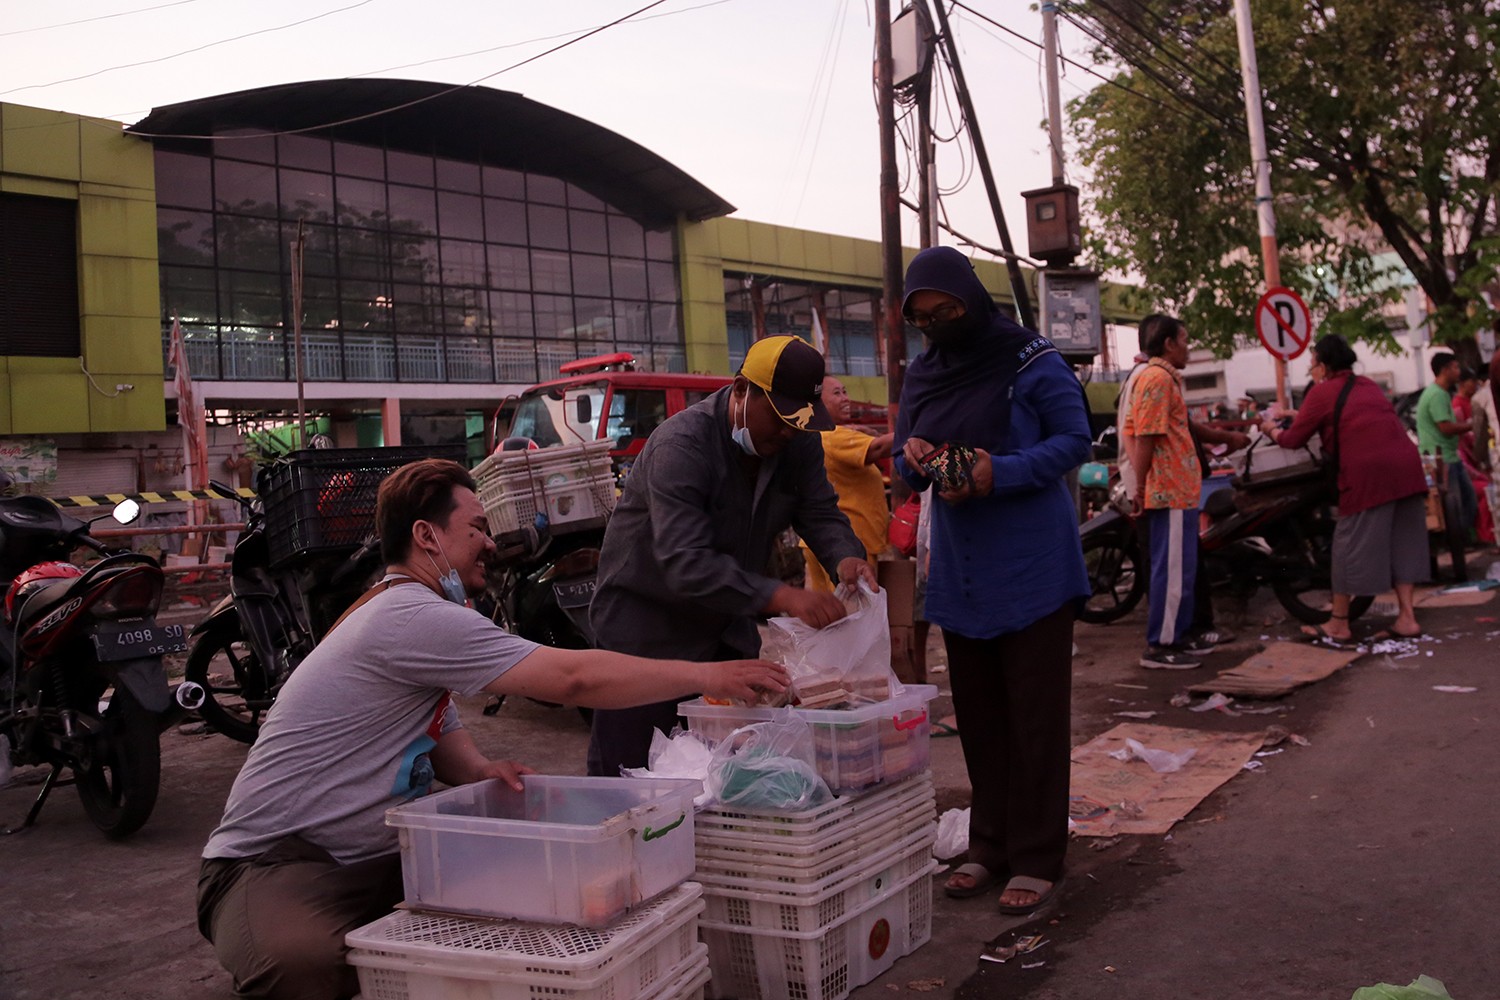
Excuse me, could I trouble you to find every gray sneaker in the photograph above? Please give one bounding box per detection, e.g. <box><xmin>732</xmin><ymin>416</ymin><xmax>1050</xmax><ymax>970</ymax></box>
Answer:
<box><xmin>1140</xmin><ymin>646</ymin><xmax>1201</xmax><ymax>670</ymax></box>
<box><xmin>1180</xmin><ymin>628</ymin><xmax>1235</xmax><ymax>655</ymax></box>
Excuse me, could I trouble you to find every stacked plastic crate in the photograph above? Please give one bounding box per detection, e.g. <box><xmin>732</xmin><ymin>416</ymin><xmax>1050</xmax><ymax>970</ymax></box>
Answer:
<box><xmin>471</xmin><ymin>440</ymin><xmax>617</xmax><ymax>536</ymax></box>
<box><xmin>344</xmin><ymin>775</ymin><xmax>711</xmax><ymax>1000</ymax></box>
<box><xmin>693</xmin><ymin>774</ymin><xmax>937</xmax><ymax>1000</ymax></box>
<box><xmin>676</xmin><ymin>686</ymin><xmax>942</xmax><ymax>1000</ymax></box>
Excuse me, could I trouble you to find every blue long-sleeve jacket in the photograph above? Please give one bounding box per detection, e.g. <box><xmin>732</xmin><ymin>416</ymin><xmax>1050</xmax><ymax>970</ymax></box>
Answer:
<box><xmin>895</xmin><ymin>350</ymin><xmax>1092</xmax><ymax>638</ymax></box>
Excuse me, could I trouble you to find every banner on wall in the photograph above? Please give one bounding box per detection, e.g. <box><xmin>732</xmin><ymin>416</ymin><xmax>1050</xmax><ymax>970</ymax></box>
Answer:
<box><xmin>0</xmin><ymin>439</ymin><xmax>58</xmax><ymax>492</ymax></box>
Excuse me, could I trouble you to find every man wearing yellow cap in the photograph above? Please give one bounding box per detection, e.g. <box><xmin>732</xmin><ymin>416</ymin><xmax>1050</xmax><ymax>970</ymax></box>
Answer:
<box><xmin>587</xmin><ymin>336</ymin><xmax>877</xmax><ymax>777</ymax></box>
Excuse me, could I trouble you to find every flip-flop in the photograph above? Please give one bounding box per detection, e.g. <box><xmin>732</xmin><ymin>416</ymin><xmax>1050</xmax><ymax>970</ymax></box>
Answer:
<box><xmin>1298</xmin><ymin>625</ymin><xmax>1357</xmax><ymax>650</ymax></box>
<box><xmin>1370</xmin><ymin>629</ymin><xmax>1424</xmax><ymax>641</ymax></box>
<box><xmin>933</xmin><ymin>721</ymin><xmax>960</xmax><ymax>738</ymax></box>
<box><xmin>944</xmin><ymin>862</ymin><xmax>997</xmax><ymax>899</ymax></box>
<box><xmin>997</xmin><ymin>875</ymin><xmax>1061</xmax><ymax>916</ymax></box>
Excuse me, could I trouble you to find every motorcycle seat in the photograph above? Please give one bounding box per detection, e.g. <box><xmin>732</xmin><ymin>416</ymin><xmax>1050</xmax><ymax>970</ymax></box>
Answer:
<box><xmin>12</xmin><ymin>579</ymin><xmax>80</xmax><ymax>630</ymax></box>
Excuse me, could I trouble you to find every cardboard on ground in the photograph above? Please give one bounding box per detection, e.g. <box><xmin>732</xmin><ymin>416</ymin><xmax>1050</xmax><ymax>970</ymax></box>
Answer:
<box><xmin>1070</xmin><ymin>723</ymin><xmax>1266</xmax><ymax>836</ymax></box>
<box><xmin>1188</xmin><ymin>640</ymin><xmax>1361</xmax><ymax>698</ymax></box>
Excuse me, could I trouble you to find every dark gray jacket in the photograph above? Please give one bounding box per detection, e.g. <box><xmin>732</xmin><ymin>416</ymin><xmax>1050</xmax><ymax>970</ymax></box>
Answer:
<box><xmin>589</xmin><ymin>386</ymin><xmax>864</xmax><ymax>660</ymax></box>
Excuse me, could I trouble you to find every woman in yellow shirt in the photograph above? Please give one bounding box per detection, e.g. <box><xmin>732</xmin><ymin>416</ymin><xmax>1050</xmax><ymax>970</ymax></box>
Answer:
<box><xmin>803</xmin><ymin>377</ymin><xmax>895</xmax><ymax>590</ymax></box>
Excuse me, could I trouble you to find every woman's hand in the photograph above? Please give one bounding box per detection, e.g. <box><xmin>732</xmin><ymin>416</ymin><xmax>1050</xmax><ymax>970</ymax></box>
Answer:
<box><xmin>938</xmin><ymin>448</ymin><xmax>993</xmax><ymax>504</ymax></box>
<box><xmin>902</xmin><ymin>436</ymin><xmax>935</xmax><ymax>472</ymax></box>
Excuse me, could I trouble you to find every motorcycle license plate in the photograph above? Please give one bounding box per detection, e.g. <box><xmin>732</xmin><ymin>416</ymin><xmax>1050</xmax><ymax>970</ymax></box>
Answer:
<box><xmin>553</xmin><ymin>578</ymin><xmax>596</xmax><ymax>609</ymax></box>
<box><xmin>89</xmin><ymin>622</ymin><xmax>188</xmax><ymax>662</ymax></box>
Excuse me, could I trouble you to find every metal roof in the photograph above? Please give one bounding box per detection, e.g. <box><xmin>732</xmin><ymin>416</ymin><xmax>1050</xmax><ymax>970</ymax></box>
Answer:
<box><xmin>129</xmin><ymin>78</ymin><xmax>735</xmax><ymax>229</ymax></box>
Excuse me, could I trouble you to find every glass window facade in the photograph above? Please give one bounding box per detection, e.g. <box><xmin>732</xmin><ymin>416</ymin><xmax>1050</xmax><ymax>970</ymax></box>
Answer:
<box><xmin>722</xmin><ymin>274</ymin><xmax>922</xmax><ymax>376</ymax></box>
<box><xmin>157</xmin><ymin>136</ymin><xmax>683</xmax><ymax>384</ymax></box>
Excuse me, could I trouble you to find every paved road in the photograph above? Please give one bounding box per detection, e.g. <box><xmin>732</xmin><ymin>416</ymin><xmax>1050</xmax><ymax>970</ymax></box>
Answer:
<box><xmin>1</xmin><ymin>561</ymin><xmax>1495</xmax><ymax>1000</ymax></box>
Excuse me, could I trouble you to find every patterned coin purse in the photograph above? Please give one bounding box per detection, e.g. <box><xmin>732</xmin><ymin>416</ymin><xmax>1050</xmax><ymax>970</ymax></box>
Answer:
<box><xmin>918</xmin><ymin>442</ymin><xmax>977</xmax><ymax>492</ymax></box>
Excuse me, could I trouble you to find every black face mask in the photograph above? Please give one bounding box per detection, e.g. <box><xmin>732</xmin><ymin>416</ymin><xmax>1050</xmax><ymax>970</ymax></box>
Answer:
<box><xmin>923</xmin><ymin>310</ymin><xmax>983</xmax><ymax>348</ymax></box>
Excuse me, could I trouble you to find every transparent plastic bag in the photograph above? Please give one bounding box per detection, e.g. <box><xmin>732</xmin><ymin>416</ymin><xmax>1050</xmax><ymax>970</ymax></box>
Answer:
<box><xmin>766</xmin><ymin>581</ymin><xmax>897</xmax><ymax>707</ymax></box>
<box><xmin>706</xmin><ymin>710</ymin><xmax>832</xmax><ymax>811</ymax></box>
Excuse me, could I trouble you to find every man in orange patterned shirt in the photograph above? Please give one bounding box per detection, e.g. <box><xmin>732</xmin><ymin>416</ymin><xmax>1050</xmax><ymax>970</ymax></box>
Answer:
<box><xmin>1123</xmin><ymin>315</ymin><xmax>1203</xmax><ymax>669</ymax></box>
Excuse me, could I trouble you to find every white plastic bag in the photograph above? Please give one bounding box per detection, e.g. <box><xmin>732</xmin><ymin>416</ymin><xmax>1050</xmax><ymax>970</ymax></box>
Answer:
<box><xmin>1109</xmin><ymin>737</ymin><xmax>1196</xmax><ymax>773</ymax></box>
<box><xmin>621</xmin><ymin>727</ymin><xmax>715</xmax><ymax>807</ymax></box>
<box><xmin>934</xmin><ymin>806</ymin><xmax>970</xmax><ymax>860</ymax></box>
<box><xmin>766</xmin><ymin>581</ymin><xmax>897</xmax><ymax>705</ymax></box>
<box><xmin>706</xmin><ymin>710</ymin><xmax>832</xmax><ymax>811</ymax></box>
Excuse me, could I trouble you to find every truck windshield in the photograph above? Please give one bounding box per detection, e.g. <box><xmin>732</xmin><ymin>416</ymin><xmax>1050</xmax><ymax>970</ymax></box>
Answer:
<box><xmin>605</xmin><ymin>389</ymin><xmax>669</xmax><ymax>451</ymax></box>
<box><xmin>509</xmin><ymin>382</ymin><xmax>606</xmax><ymax>447</ymax></box>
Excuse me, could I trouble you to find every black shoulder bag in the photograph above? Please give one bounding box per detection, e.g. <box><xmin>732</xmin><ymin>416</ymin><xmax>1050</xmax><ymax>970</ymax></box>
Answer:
<box><xmin>1323</xmin><ymin>374</ymin><xmax>1358</xmax><ymax>497</ymax></box>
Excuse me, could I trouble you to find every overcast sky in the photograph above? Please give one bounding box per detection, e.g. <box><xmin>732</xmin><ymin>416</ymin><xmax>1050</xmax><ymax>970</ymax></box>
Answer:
<box><xmin>0</xmin><ymin>0</ymin><xmax>1103</xmax><ymax>255</ymax></box>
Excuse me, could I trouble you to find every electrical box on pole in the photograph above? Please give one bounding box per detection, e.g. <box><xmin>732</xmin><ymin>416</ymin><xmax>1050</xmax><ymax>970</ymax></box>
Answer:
<box><xmin>1021</xmin><ymin>184</ymin><xmax>1081</xmax><ymax>266</ymax></box>
<box><xmin>1037</xmin><ymin>268</ymin><xmax>1101</xmax><ymax>363</ymax></box>
<box><xmin>892</xmin><ymin>5</ymin><xmax>933</xmax><ymax>88</ymax></box>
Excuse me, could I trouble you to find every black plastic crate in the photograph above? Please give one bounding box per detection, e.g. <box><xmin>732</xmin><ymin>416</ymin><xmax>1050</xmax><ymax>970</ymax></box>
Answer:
<box><xmin>260</xmin><ymin>445</ymin><xmax>467</xmax><ymax>568</ymax></box>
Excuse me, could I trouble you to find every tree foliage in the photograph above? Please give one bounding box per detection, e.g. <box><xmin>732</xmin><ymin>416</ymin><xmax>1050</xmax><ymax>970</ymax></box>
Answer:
<box><xmin>1065</xmin><ymin>0</ymin><xmax>1500</xmax><ymax>360</ymax></box>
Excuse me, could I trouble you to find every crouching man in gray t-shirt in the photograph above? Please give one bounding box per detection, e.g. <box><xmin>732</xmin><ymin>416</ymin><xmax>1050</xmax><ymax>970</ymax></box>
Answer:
<box><xmin>197</xmin><ymin>459</ymin><xmax>788</xmax><ymax>1000</ymax></box>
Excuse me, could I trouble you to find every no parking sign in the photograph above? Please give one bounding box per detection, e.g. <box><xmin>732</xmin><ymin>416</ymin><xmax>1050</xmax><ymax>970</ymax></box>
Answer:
<box><xmin>1254</xmin><ymin>287</ymin><xmax>1313</xmax><ymax>361</ymax></box>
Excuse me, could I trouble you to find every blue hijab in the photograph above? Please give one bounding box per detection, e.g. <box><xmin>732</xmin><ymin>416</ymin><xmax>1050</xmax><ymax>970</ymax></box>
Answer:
<box><xmin>895</xmin><ymin>247</ymin><xmax>1057</xmax><ymax>454</ymax></box>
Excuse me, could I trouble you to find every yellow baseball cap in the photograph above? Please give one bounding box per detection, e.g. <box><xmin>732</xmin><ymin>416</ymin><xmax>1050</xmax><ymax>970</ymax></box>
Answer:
<box><xmin>739</xmin><ymin>336</ymin><xmax>835</xmax><ymax>431</ymax></box>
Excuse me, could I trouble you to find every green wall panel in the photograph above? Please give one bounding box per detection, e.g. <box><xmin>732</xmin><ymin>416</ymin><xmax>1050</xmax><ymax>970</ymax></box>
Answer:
<box><xmin>12</xmin><ymin>375</ymin><xmax>90</xmax><ymax>433</ymax></box>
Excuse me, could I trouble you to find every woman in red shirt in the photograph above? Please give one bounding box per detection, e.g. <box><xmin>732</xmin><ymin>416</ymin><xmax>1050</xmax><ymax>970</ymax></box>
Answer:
<box><xmin>1260</xmin><ymin>335</ymin><xmax>1428</xmax><ymax>643</ymax></box>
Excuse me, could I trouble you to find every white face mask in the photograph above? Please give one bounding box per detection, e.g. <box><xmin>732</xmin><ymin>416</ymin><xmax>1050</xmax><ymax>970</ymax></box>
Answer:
<box><xmin>731</xmin><ymin>389</ymin><xmax>758</xmax><ymax>456</ymax></box>
<box><xmin>420</xmin><ymin>526</ymin><xmax>468</xmax><ymax>605</ymax></box>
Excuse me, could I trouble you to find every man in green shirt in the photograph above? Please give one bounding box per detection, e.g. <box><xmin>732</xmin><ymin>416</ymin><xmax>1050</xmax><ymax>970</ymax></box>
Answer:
<box><xmin>1416</xmin><ymin>352</ymin><xmax>1477</xmax><ymax>541</ymax></box>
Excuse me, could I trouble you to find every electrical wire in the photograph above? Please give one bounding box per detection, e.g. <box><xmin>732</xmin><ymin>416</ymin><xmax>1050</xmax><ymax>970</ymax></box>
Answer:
<box><xmin>0</xmin><ymin>0</ymin><xmax>203</xmax><ymax>37</ymax></box>
<box><xmin>124</xmin><ymin>0</ymin><xmax>677</xmax><ymax>141</ymax></box>
<box><xmin>947</xmin><ymin>0</ymin><xmax>1196</xmax><ymax>126</ymax></box>
<box><xmin>786</xmin><ymin>0</ymin><xmax>851</xmax><ymax>222</ymax></box>
<box><xmin>0</xmin><ymin>0</ymin><xmax>381</xmax><ymax>97</ymax></box>
<box><xmin>352</xmin><ymin>0</ymin><xmax>731</xmax><ymax>78</ymax></box>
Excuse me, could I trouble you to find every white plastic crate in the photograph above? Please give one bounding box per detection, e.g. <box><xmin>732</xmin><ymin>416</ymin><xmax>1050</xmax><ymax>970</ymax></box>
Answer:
<box><xmin>647</xmin><ymin>951</ymin><xmax>711</xmax><ymax>1000</ymax></box>
<box><xmin>473</xmin><ymin>439</ymin><xmax>614</xmax><ymax>491</ymax></box>
<box><xmin>695</xmin><ymin>780</ymin><xmax>934</xmax><ymax>854</ymax></box>
<box><xmin>386</xmin><ymin>776</ymin><xmax>699</xmax><ymax>927</ymax></box>
<box><xmin>346</xmin><ymin>881</ymin><xmax>703</xmax><ymax>1000</ymax></box>
<box><xmin>474</xmin><ymin>440</ymin><xmax>616</xmax><ymax>535</ymax></box>
<box><xmin>695</xmin><ymin>828</ymin><xmax>934</xmax><ymax>932</ymax></box>
<box><xmin>701</xmin><ymin>863</ymin><xmax>936</xmax><ymax>1000</ymax></box>
<box><xmin>693</xmin><ymin>827</ymin><xmax>930</xmax><ymax>905</ymax></box>
<box><xmin>694</xmin><ymin>819</ymin><xmax>934</xmax><ymax>888</ymax></box>
<box><xmin>678</xmin><ymin>687</ymin><xmax>937</xmax><ymax>794</ymax></box>
<box><xmin>695</xmin><ymin>794</ymin><xmax>935</xmax><ymax>874</ymax></box>
<box><xmin>479</xmin><ymin>471</ymin><xmax>616</xmax><ymax>535</ymax></box>
<box><xmin>695</xmin><ymin>773</ymin><xmax>935</xmax><ymax>844</ymax></box>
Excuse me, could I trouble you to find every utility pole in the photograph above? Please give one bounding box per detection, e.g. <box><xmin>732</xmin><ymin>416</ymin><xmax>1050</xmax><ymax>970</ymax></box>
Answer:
<box><xmin>290</xmin><ymin>220</ymin><xmax>308</xmax><ymax>448</ymax></box>
<box><xmin>1232</xmin><ymin>0</ymin><xmax>1289</xmax><ymax>410</ymax></box>
<box><xmin>1042</xmin><ymin>0</ymin><xmax>1066</xmax><ymax>186</ymax></box>
<box><xmin>875</xmin><ymin>0</ymin><xmax>906</xmax><ymax>424</ymax></box>
<box><xmin>927</xmin><ymin>0</ymin><xmax>1035</xmax><ymax>329</ymax></box>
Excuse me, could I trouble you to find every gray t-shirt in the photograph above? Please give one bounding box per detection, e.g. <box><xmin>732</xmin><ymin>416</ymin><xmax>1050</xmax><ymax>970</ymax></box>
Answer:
<box><xmin>203</xmin><ymin>581</ymin><xmax>539</xmax><ymax>865</ymax></box>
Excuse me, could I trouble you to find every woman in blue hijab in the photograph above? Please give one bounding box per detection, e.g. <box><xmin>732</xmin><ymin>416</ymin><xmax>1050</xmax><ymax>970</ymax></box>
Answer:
<box><xmin>895</xmin><ymin>246</ymin><xmax>1091</xmax><ymax>916</ymax></box>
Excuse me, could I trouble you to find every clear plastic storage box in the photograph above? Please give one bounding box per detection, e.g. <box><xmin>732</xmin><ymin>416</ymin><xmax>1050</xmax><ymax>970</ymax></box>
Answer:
<box><xmin>386</xmin><ymin>775</ymin><xmax>699</xmax><ymax>927</ymax></box>
<box><xmin>677</xmin><ymin>685</ymin><xmax>938</xmax><ymax>794</ymax></box>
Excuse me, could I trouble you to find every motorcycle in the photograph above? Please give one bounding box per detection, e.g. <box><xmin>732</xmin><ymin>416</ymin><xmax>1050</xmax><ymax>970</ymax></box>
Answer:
<box><xmin>0</xmin><ymin>496</ymin><xmax>181</xmax><ymax>838</ymax></box>
<box><xmin>1079</xmin><ymin>472</ymin><xmax>1374</xmax><ymax>627</ymax></box>
<box><xmin>480</xmin><ymin>519</ymin><xmax>603</xmax><ymax>724</ymax></box>
<box><xmin>182</xmin><ymin>478</ymin><xmax>383</xmax><ymax>744</ymax></box>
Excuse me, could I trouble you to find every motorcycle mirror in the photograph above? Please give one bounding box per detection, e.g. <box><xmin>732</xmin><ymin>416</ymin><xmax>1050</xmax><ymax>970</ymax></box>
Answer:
<box><xmin>111</xmin><ymin>498</ymin><xmax>141</xmax><ymax>525</ymax></box>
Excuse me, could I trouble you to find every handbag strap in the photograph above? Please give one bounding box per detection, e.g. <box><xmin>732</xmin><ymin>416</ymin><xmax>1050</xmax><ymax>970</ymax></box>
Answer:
<box><xmin>325</xmin><ymin>575</ymin><xmax>423</xmax><ymax>637</ymax></box>
<box><xmin>1328</xmin><ymin>373</ymin><xmax>1357</xmax><ymax>477</ymax></box>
